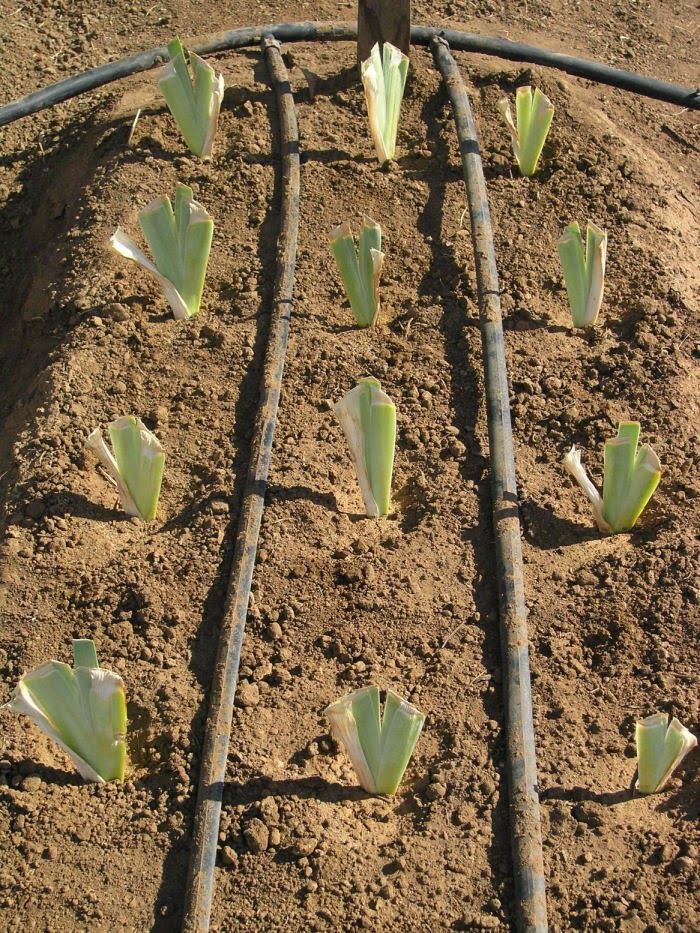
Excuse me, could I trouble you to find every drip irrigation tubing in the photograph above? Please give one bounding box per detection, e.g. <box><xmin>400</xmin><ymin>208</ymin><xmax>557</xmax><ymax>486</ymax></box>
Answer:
<box><xmin>0</xmin><ymin>20</ymin><xmax>698</xmax><ymax>128</ymax></box>
<box><xmin>432</xmin><ymin>35</ymin><xmax>547</xmax><ymax>932</ymax></box>
<box><xmin>180</xmin><ymin>36</ymin><xmax>300</xmax><ymax>933</ymax></box>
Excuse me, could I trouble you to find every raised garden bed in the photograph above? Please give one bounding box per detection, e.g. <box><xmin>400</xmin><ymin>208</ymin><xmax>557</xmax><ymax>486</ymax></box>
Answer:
<box><xmin>0</xmin><ymin>12</ymin><xmax>698</xmax><ymax>933</ymax></box>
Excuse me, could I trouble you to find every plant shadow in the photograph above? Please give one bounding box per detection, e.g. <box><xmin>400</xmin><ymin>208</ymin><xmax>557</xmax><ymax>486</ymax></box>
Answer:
<box><xmin>0</xmin><ymin>104</ymin><xmax>121</xmax><ymax>517</ymax></box>
<box><xmin>222</xmin><ymin>773</ymin><xmax>371</xmax><ymax>808</ymax></box>
<box><xmin>50</xmin><ymin>491</ymin><xmax>133</xmax><ymax>524</ymax></box>
<box><xmin>520</xmin><ymin>498</ymin><xmax>601</xmax><ymax>549</ymax></box>
<box><xmin>540</xmin><ymin>784</ymin><xmax>634</xmax><ymax>807</ymax></box>
<box><xmin>266</xmin><ymin>483</ymin><xmax>339</xmax><ymax>514</ymax></box>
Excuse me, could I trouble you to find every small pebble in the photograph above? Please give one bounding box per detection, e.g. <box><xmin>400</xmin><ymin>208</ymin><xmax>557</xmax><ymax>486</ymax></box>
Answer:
<box><xmin>221</xmin><ymin>846</ymin><xmax>238</xmax><ymax>866</ymax></box>
<box><xmin>243</xmin><ymin>818</ymin><xmax>269</xmax><ymax>854</ymax></box>
<box><xmin>21</xmin><ymin>775</ymin><xmax>42</xmax><ymax>793</ymax></box>
<box><xmin>426</xmin><ymin>782</ymin><xmax>447</xmax><ymax>801</ymax></box>
<box><xmin>267</xmin><ymin>622</ymin><xmax>283</xmax><ymax>641</ymax></box>
<box><xmin>100</xmin><ymin>302</ymin><xmax>130</xmax><ymax>322</ymax></box>
<box><xmin>259</xmin><ymin>796</ymin><xmax>280</xmax><ymax>825</ymax></box>
<box><xmin>236</xmin><ymin>681</ymin><xmax>260</xmax><ymax>708</ymax></box>
<box><xmin>24</xmin><ymin>500</ymin><xmax>45</xmax><ymax>520</ymax></box>
<box><xmin>294</xmin><ymin>837</ymin><xmax>318</xmax><ymax>857</ymax></box>
<box><xmin>477</xmin><ymin>915</ymin><xmax>501</xmax><ymax>929</ymax></box>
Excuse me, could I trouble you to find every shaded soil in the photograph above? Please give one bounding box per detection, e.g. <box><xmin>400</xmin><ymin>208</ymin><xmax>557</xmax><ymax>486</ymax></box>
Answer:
<box><xmin>0</xmin><ymin>2</ymin><xmax>698</xmax><ymax>932</ymax></box>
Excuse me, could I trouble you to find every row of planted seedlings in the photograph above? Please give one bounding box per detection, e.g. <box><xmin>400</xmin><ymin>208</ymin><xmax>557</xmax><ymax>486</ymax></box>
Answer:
<box><xmin>3</xmin><ymin>39</ymin><xmax>695</xmax><ymax>811</ymax></box>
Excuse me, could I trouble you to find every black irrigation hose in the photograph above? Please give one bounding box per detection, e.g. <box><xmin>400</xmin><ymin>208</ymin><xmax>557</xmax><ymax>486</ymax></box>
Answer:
<box><xmin>431</xmin><ymin>37</ymin><xmax>547</xmax><ymax>932</ymax></box>
<box><xmin>0</xmin><ymin>20</ymin><xmax>698</xmax><ymax>128</ymax></box>
<box><xmin>180</xmin><ymin>36</ymin><xmax>300</xmax><ymax>933</ymax></box>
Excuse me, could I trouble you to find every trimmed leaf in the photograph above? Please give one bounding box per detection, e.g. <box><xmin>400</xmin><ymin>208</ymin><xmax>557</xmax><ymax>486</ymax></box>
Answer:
<box><xmin>158</xmin><ymin>37</ymin><xmax>224</xmax><ymax>159</ymax></box>
<box><xmin>361</xmin><ymin>42</ymin><xmax>409</xmax><ymax>164</ymax></box>
<box><xmin>334</xmin><ymin>378</ymin><xmax>396</xmax><ymax>517</ymax></box>
<box><xmin>111</xmin><ymin>183</ymin><xmax>214</xmax><ymax>319</ymax></box>
<box><xmin>325</xmin><ymin>686</ymin><xmax>425</xmax><ymax>795</ymax></box>
<box><xmin>330</xmin><ymin>218</ymin><xmax>384</xmax><ymax>327</ymax></box>
<box><xmin>563</xmin><ymin>422</ymin><xmax>661</xmax><ymax>534</ymax></box>
<box><xmin>498</xmin><ymin>85</ymin><xmax>554</xmax><ymax>176</ymax></box>
<box><xmin>3</xmin><ymin>640</ymin><xmax>126</xmax><ymax>783</ymax></box>
<box><xmin>636</xmin><ymin>713</ymin><xmax>696</xmax><ymax>794</ymax></box>
<box><xmin>557</xmin><ymin>221</ymin><xmax>607</xmax><ymax>327</ymax></box>
<box><xmin>86</xmin><ymin>416</ymin><xmax>165</xmax><ymax>521</ymax></box>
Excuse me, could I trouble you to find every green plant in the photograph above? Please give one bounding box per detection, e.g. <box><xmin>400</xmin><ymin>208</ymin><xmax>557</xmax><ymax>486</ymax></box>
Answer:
<box><xmin>563</xmin><ymin>421</ymin><xmax>661</xmax><ymax>533</ymax></box>
<box><xmin>330</xmin><ymin>218</ymin><xmax>384</xmax><ymax>327</ymax></box>
<box><xmin>86</xmin><ymin>416</ymin><xmax>165</xmax><ymax>521</ymax></box>
<box><xmin>361</xmin><ymin>41</ymin><xmax>409</xmax><ymax>164</ymax></box>
<box><xmin>636</xmin><ymin>713</ymin><xmax>696</xmax><ymax>794</ymax></box>
<box><xmin>557</xmin><ymin>221</ymin><xmax>607</xmax><ymax>327</ymax></box>
<box><xmin>498</xmin><ymin>85</ymin><xmax>554</xmax><ymax>177</ymax></box>
<box><xmin>325</xmin><ymin>686</ymin><xmax>425</xmax><ymax>795</ymax></box>
<box><xmin>159</xmin><ymin>38</ymin><xmax>224</xmax><ymax>159</ymax></box>
<box><xmin>333</xmin><ymin>378</ymin><xmax>396</xmax><ymax>518</ymax></box>
<box><xmin>4</xmin><ymin>640</ymin><xmax>126</xmax><ymax>782</ymax></box>
<box><xmin>111</xmin><ymin>183</ymin><xmax>214</xmax><ymax>319</ymax></box>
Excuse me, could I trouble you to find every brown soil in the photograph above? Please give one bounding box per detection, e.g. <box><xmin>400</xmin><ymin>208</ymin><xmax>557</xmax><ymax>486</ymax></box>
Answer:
<box><xmin>0</xmin><ymin>2</ymin><xmax>698</xmax><ymax>932</ymax></box>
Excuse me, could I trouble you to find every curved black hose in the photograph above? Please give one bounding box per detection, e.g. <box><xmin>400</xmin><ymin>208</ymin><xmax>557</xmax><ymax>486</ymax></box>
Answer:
<box><xmin>180</xmin><ymin>36</ymin><xmax>300</xmax><ymax>933</ymax></box>
<box><xmin>431</xmin><ymin>36</ymin><xmax>548</xmax><ymax>932</ymax></box>
<box><xmin>421</xmin><ymin>25</ymin><xmax>700</xmax><ymax>107</ymax></box>
<box><xmin>0</xmin><ymin>21</ymin><xmax>697</xmax><ymax>127</ymax></box>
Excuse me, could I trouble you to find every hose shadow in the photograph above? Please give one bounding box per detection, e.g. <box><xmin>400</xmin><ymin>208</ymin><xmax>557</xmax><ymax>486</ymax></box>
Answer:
<box><xmin>152</xmin><ymin>71</ymin><xmax>288</xmax><ymax>928</ymax></box>
<box><xmin>415</xmin><ymin>80</ymin><xmax>515</xmax><ymax>917</ymax></box>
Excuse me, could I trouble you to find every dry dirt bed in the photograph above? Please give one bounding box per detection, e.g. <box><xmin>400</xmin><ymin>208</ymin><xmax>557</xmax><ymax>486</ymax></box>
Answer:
<box><xmin>0</xmin><ymin>6</ymin><xmax>699</xmax><ymax>933</ymax></box>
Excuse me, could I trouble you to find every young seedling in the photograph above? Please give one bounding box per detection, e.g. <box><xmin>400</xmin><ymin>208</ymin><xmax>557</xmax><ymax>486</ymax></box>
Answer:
<box><xmin>159</xmin><ymin>37</ymin><xmax>224</xmax><ymax>159</ymax></box>
<box><xmin>4</xmin><ymin>640</ymin><xmax>127</xmax><ymax>782</ymax></box>
<box><xmin>330</xmin><ymin>218</ymin><xmax>384</xmax><ymax>327</ymax></box>
<box><xmin>361</xmin><ymin>41</ymin><xmax>409</xmax><ymax>164</ymax></box>
<box><xmin>557</xmin><ymin>221</ymin><xmax>607</xmax><ymax>327</ymax></box>
<box><xmin>86</xmin><ymin>416</ymin><xmax>165</xmax><ymax>522</ymax></box>
<box><xmin>334</xmin><ymin>378</ymin><xmax>396</xmax><ymax>518</ymax></box>
<box><xmin>636</xmin><ymin>713</ymin><xmax>696</xmax><ymax>794</ymax></box>
<box><xmin>325</xmin><ymin>686</ymin><xmax>425</xmax><ymax>795</ymax></box>
<box><xmin>498</xmin><ymin>85</ymin><xmax>554</xmax><ymax>177</ymax></box>
<box><xmin>111</xmin><ymin>183</ymin><xmax>214</xmax><ymax>320</ymax></box>
<box><xmin>563</xmin><ymin>421</ymin><xmax>661</xmax><ymax>534</ymax></box>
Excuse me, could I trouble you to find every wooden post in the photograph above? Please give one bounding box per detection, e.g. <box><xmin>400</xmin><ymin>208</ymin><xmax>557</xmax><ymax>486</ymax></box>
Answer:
<box><xmin>357</xmin><ymin>0</ymin><xmax>411</xmax><ymax>65</ymax></box>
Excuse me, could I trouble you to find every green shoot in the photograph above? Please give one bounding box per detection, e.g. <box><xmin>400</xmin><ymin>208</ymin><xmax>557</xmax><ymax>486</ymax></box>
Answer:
<box><xmin>159</xmin><ymin>38</ymin><xmax>224</xmax><ymax>159</ymax></box>
<box><xmin>3</xmin><ymin>640</ymin><xmax>126</xmax><ymax>782</ymax></box>
<box><xmin>563</xmin><ymin>421</ymin><xmax>661</xmax><ymax>534</ymax></box>
<box><xmin>330</xmin><ymin>218</ymin><xmax>384</xmax><ymax>327</ymax></box>
<box><xmin>498</xmin><ymin>86</ymin><xmax>554</xmax><ymax>177</ymax></box>
<box><xmin>325</xmin><ymin>686</ymin><xmax>425</xmax><ymax>795</ymax></box>
<box><xmin>86</xmin><ymin>416</ymin><xmax>165</xmax><ymax>522</ymax></box>
<box><xmin>334</xmin><ymin>378</ymin><xmax>396</xmax><ymax>518</ymax></box>
<box><xmin>636</xmin><ymin>713</ymin><xmax>696</xmax><ymax>794</ymax></box>
<box><xmin>557</xmin><ymin>221</ymin><xmax>607</xmax><ymax>327</ymax></box>
<box><xmin>361</xmin><ymin>42</ymin><xmax>409</xmax><ymax>164</ymax></box>
<box><xmin>110</xmin><ymin>183</ymin><xmax>214</xmax><ymax>319</ymax></box>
